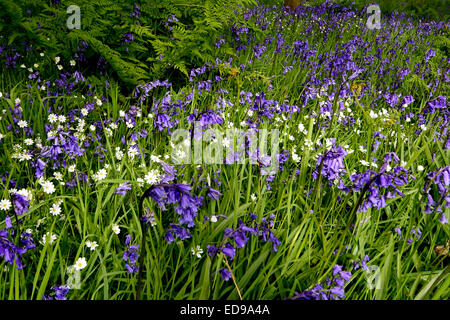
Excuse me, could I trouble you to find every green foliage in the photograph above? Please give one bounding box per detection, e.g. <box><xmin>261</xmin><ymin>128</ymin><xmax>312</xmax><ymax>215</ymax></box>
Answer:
<box><xmin>0</xmin><ymin>0</ymin><xmax>449</xmax><ymax>301</ymax></box>
<box><xmin>0</xmin><ymin>0</ymin><xmax>257</xmax><ymax>88</ymax></box>
<box><xmin>432</xmin><ymin>34</ymin><xmax>450</xmax><ymax>57</ymax></box>
<box><xmin>142</xmin><ymin>0</ymin><xmax>257</xmax><ymax>79</ymax></box>
<box><xmin>333</xmin><ymin>0</ymin><xmax>450</xmax><ymax>22</ymax></box>
<box><xmin>67</xmin><ymin>30</ymin><xmax>148</xmax><ymax>86</ymax></box>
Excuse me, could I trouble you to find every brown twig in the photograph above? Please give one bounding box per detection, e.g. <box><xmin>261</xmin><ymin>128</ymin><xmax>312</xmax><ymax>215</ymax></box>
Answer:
<box><xmin>223</xmin><ymin>255</ymin><xmax>243</xmax><ymax>300</ymax></box>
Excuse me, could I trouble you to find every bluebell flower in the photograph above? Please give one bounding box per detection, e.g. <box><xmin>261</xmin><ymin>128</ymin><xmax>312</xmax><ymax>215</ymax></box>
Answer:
<box><xmin>114</xmin><ymin>181</ymin><xmax>132</xmax><ymax>196</ymax></box>
<box><xmin>0</xmin><ymin>229</ymin><xmax>35</xmax><ymax>269</ymax></box>
<box><xmin>288</xmin><ymin>265</ymin><xmax>352</xmax><ymax>300</ymax></box>
<box><xmin>219</xmin><ymin>268</ymin><xmax>232</xmax><ymax>281</ymax></box>
<box><xmin>123</xmin><ymin>235</ymin><xmax>140</xmax><ymax>274</ymax></box>
<box><xmin>42</xmin><ymin>285</ymin><xmax>70</xmax><ymax>300</ymax></box>
<box><xmin>207</xmin><ymin>188</ymin><xmax>222</xmax><ymax>200</ymax></box>
<box><xmin>11</xmin><ymin>193</ymin><xmax>29</xmax><ymax>216</ymax></box>
<box><xmin>221</xmin><ymin>243</ymin><xmax>236</xmax><ymax>260</ymax></box>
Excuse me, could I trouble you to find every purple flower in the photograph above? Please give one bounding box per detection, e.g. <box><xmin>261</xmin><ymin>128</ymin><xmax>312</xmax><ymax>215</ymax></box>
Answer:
<box><xmin>0</xmin><ymin>230</ymin><xmax>35</xmax><ymax>270</ymax></box>
<box><xmin>207</xmin><ymin>245</ymin><xmax>218</xmax><ymax>257</ymax></box>
<box><xmin>114</xmin><ymin>181</ymin><xmax>132</xmax><ymax>196</ymax></box>
<box><xmin>425</xmin><ymin>49</ymin><xmax>436</xmax><ymax>62</ymax></box>
<box><xmin>11</xmin><ymin>193</ymin><xmax>29</xmax><ymax>216</ymax></box>
<box><xmin>122</xmin><ymin>235</ymin><xmax>140</xmax><ymax>274</ymax></box>
<box><xmin>423</xmin><ymin>166</ymin><xmax>450</xmax><ymax>220</ymax></box>
<box><xmin>402</xmin><ymin>95</ymin><xmax>414</xmax><ymax>106</ymax></box>
<box><xmin>208</xmin><ymin>214</ymin><xmax>280</xmax><ymax>264</ymax></box>
<box><xmin>288</xmin><ymin>265</ymin><xmax>351</xmax><ymax>300</ymax></box>
<box><xmin>73</xmin><ymin>71</ymin><xmax>85</xmax><ymax>83</ymax></box>
<box><xmin>130</xmin><ymin>2</ymin><xmax>141</xmax><ymax>18</ymax></box>
<box><xmin>166</xmin><ymin>224</ymin><xmax>191</xmax><ymax>241</ymax></box>
<box><xmin>207</xmin><ymin>188</ymin><xmax>222</xmax><ymax>200</ymax></box>
<box><xmin>215</xmin><ymin>38</ymin><xmax>226</xmax><ymax>48</ymax></box>
<box><xmin>222</xmin><ymin>243</ymin><xmax>236</xmax><ymax>260</ymax></box>
<box><xmin>165</xmin><ymin>232</ymin><xmax>175</xmax><ymax>243</ymax></box>
<box><xmin>329</xmin><ymin>286</ymin><xmax>345</xmax><ymax>298</ymax></box>
<box><xmin>5</xmin><ymin>216</ymin><xmax>12</xmax><ymax>229</ymax></box>
<box><xmin>219</xmin><ymin>268</ymin><xmax>232</xmax><ymax>281</ymax></box>
<box><xmin>42</xmin><ymin>285</ymin><xmax>70</xmax><ymax>300</ymax></box>
<box><xmin>123</xmin><ymin>32</ymin><xmax>134</xmax><ymax>43</ymax></box>
<box><xmin>154</xmin><ymin>113</ymin><xmax>174</xmax><ymax>132</ymax></box>
<box><xmin>312</xmin><ymin>145</ymin><xmax>348</xmax><ymax>182</ymax></box>
<box><xmin>146</xmin><ymin>183</ymin><xmax>203</xmax><ymax>230</ymax></box>
<box><xmin>53</xmin><ymin>286</ymin><xmax>70</xmax><ymax>300</ymax></box>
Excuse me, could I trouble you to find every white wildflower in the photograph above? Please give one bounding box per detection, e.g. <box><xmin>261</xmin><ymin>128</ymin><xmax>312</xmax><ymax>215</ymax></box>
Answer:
<box><xmin>17</xmin><ymin>120</ymin><xmax>28</xmax><ymax>128</ymax></box>
<box><xmin>41</xmin><ymin>232</ymin><xmax>57</xmax><ymax>245</ymax></box>
<box><xmin>112</xmin><ymin>224</ymin><xmax>120</xmax><ymax>235</ymax></box>
<box><xmin>85</xmin><ymin>240</ymin><xmax>98</xmax><ymax>251</ymax></box>
<box><xmin>48</xmin><ymin>114</ymin><xmax>58</xmax><ymax>123</ymax></box>
<box><xmin>360</xmin><ymin>160</ymin><xmax>370</xmax><ymax>166</ymax></box>
<box><xmin>144</xmin><ymin>169</ymin><xmax>160</xmax><ymax>186</ymax></box>
<box><xmin>81</xmin><ymin>108</ymin><xmax>88</xmax><ymax>116</ymax></box>
<box><xmin>42</xmin><ymin>181</ymin><xmax>56</xmax><ymax>194</ymax></box>
<box><xmin>93</xmin><ymin>168</ymin><xmax>107</xmax><ymax>182</ymax></box>
<box><xmin>74</xmin><ymin>257</ymin><xmax>87</xmax><ymax>271</ymax></box>
<box><xmin>49</xmin><ymin>203</ymin><xmax>61</xmax><ymax>216</ymax></box>
<box><xmin>191</xmin><ymin>245</ymin><xmax>203</xmax><ymax>259</ymax></box>
<box><xmin>0</xmin><ymin>199</ymin><xmax>12</xmax><ymax>211</ymax></box>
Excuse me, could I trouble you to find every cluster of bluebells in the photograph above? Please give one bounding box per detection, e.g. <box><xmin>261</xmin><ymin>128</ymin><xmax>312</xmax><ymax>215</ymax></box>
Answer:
<box><xmin>312</xmin><ymin>143</ymin><xmax>348</xmax><ymax>183</ymax></box>
<box><xmin>122</xmin><ymin>33</ymin><xmax>135</xmax><ymax>53</ymax></box>
<box><xmin>147</xmin><ymin>183</ymin><xmax>203</xmax><ymax>241</ymax></box>
<box><xmin>188</xmin><ymin>109</ymin><xmax>224</xmax><ymax>131</ymax></box>
<box><xmin>123</xmin><ymin>235</ymin><xmax>140</xmax><ymax>274</ymax></box>
<box><xmin>0</xmin><ymin>190</ymin><xmax>35</xmax><ymax>269</ymax></box>
<box><xmin>288</xmin><ymin>265</ymin><xmax>352</xmax><ymax>300</ymax></box>
<box><xmin>0</xmin><ymin>228</ymin><xmax>35</xmax><ymax>270</ymax></box>
<box><xmin>311</xmin><ymin>149</ymin><xmax>416</xmax><ymax>213</ymax></box>
<box><xmin>352</xmin><ymin>254</ymin><xmax>370</xmax><ymax>271</ymax></box>
<box><xmin>140</xmin><ymin>163</ymin><xmax>206</xmax><ymax>243</ymax></box>
<box><xmin>42</xmin><ymin>285</ymin><xmax>70</xmax><ymax>300</ymax></box>
<box><xmin>11</xmin><ymin>193</ymin><xmax>30</xmax><ymax>216</ymax></box>
<box><xmin>133</xmin><ymin>80</ymin><xmax>172</xmax><ymax>106</ymax></box>
<box><xmin>423</xmin><ymin>166</ymin><xmax>450</xmax><ymax>224</ymax></box>
<box><xmin>207</xmin><ymin>214</ymin><xmax>280</xmax><ymax>281</ymax></box>
<box><xmin>129</xmin><ymin>2</ymin><xmax>141</xmax><ymax>19</ymax></box>
<box><xmin>394</xmin><ymin>226</ymin><xmax>422</xmax><ymax>244</ymax></box>
<box><xmin>114</xmin><ymin>181</ymin><xmax>132</xmax><ymax>196</ymax></box>
<box><xmin>165</xmin><ymin>224</ymin><xmax>192</xmax><ymax>243</ymax></box>
<box><xmin>151</xmin><ymin>93</ymin><xmax>187</xmax><ymax>134</ymax></box>
<box><xmin>348</xmin><ymin>153</ymin><xmax>415</xmax><ymax>212</ymax></box>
